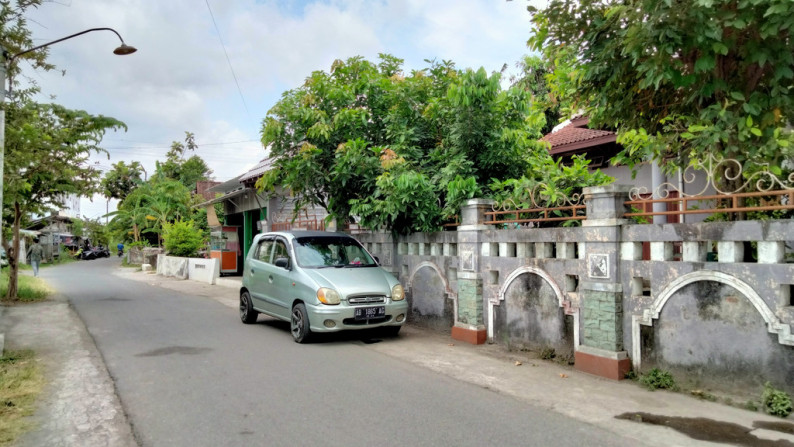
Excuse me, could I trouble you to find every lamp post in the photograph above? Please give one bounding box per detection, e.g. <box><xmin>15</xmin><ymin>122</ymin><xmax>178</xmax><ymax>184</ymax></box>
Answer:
<box><xmin>0</xmin><ymin>27</ymin><xmax>136</xmax><ymax>246</ymax></box>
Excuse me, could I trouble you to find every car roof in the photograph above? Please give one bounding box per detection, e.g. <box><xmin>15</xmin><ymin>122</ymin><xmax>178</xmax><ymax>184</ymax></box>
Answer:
<box><xmin>265</xmin><ymin>230</ymin><xmax>353</xmax><ymax>239</ymax></box>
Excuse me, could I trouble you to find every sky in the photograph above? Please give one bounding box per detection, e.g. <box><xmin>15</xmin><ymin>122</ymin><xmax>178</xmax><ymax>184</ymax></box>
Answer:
<box><xmin>21</xmin><ymin>0</ymin><xmax>543</xmax><ymax>220</ymax></box>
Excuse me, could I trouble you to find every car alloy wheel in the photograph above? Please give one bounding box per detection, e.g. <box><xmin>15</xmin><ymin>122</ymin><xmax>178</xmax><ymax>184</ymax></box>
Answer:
<box><xmin>290</xmin><ymin>303</ymin><xmax>312</xmax><ymax>343</ymax></box>
<box><xmin>240</xmin><ymin>291</ymin><xmax>258</xmax><ymax>324</ymax></box>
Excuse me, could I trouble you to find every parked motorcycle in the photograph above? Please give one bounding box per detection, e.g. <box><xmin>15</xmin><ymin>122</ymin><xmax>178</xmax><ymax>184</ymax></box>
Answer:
<box><xmin>78</xmin><ymin>246</ymin><xmax>109</xmax><ymax>260</ymax></box>
<box><xmin>96</xmin><ymin>246</ymin><xmax>110</xmax><ymax>258</ymax></box>
<box><xmin>79</xmin><ymin>249</ymin><xmax>97</xmax><ymax>261</ymax></box>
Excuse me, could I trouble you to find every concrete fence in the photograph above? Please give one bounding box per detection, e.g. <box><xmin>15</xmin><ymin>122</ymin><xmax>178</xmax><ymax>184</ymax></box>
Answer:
<box><xmin>355</xmin><ymin>185</ymin><xmax>794</xmax><ymax>393</ymax></box>
<box><xmin>156</xmin><ymin>254</ymin><xmax>220</xmax><ymax>285</ymax></box>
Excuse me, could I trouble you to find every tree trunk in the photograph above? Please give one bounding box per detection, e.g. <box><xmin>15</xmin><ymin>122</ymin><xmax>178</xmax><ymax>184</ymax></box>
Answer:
<box><xmin>5</xmin><ymin>202</ymin><xmax>21</xmax><ymax>300</ymax></box>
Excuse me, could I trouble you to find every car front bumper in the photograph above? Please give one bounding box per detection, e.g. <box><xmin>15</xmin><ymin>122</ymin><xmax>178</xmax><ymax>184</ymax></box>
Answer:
<box><xmin>305</xmin><ymin>300</ymin><xmax>409</xmax><ymax>332</ymax></box>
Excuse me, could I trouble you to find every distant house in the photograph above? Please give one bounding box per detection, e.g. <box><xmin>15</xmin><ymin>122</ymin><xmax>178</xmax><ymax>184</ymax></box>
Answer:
<box><xmin>195</xmin><ymin>157</ymin><xmax>327</xmax><ymax>275</ymax></box>
<box><xmin>195</xmin><ymin>180</ymin><xmax>221</xmax><ymax>202</ymax></box>
<box><xmin>541</xmin><ymin>116</ymin><xmax>714</xmax><ymax>224</ymax></box>
<box><xmin>25</xmin><ymin>215</ymin><xmax>84</xmax><ymax>262</ymax></box>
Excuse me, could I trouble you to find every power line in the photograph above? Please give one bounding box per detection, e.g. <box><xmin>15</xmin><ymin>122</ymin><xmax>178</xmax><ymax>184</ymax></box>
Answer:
<box><xmin>205</xmin><ymin>0</ymin><xmax>251</xmax><ymax>119</ymax></box>
<box><xmin>102</xmin><ymin>139</ymin><xmax>260</xmax><ymax>150</ymax></box>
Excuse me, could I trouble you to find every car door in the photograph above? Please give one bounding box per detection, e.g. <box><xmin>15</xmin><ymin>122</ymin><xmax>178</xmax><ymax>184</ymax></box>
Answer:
<box><xmin>264</xmin><ymin>237</ymin><xmax>295</xmax><ymax>318</ymax></box>
<box><xmin>247</xmin><ymin>236</ymin><xmax>274</xmax><ymax>312</ymax></box>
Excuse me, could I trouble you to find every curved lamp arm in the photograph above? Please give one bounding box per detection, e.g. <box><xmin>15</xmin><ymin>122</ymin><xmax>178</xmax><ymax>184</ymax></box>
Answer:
<box><xmin>4</xmin><ymin>27</ymin><xmax>137</xmax><ymax>64</ymax></box>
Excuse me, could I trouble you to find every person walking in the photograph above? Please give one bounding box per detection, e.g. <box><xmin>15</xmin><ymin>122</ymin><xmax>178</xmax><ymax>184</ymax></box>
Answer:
<box><xmin>28</xmin><ymin>238</ymin><xmax>44</xmax><ymax>277</ymax></box>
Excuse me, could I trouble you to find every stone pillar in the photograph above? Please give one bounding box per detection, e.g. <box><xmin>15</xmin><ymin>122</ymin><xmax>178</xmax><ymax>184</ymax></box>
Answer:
<box><xmin>575</xmin><ymin>185</ymin><xmax>632</xmax><ymax>380</ymax></box>
<box><xmin>452</xmin><ymin>199</ymin><xmax>493</xmax><ymax>345</ymax></box>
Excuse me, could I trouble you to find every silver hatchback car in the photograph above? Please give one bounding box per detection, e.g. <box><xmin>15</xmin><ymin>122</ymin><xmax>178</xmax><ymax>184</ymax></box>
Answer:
<box><xmin>240</xmin><ymin>231</ymin><xmax>408</xmax><ymax>343</ymax></box>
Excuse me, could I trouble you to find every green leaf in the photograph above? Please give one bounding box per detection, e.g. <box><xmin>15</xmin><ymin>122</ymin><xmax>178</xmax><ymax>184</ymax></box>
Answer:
<box><xmin>712</xmin><ymin>42</ymin><xmax>729</xmax><ymax>55</ymax></box>
<box><xmin>695</xmin><ymin>56</ymin><xmax>716</xmax><ymax>73</ymax></box>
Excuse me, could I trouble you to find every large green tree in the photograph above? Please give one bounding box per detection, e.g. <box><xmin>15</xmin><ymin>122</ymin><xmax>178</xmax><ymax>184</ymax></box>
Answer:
<box><xmin>260</xmin><ymin>55</ymin><xmax>605</xmax><ymax>234</ymax></box>
<box><xmin>155</xmin><ymin>131</ymin><xmax>213</xmax><ymax>189</ymax></box>
<box><xmin>3</xmin><ymin>101</ymin><xmax>124</xmax><ymax>299</ymax></box>
<box><xmin>101</xmin><ymin>160</ymin><xmax>145</xmax><ymax>202</ymax></box>
<box><xmin>108</xmin><ymin>172</ymin><xmax>207</xmax><ymax>247</ymax></box>
<box><xmin>529</xmin><ymin>0</ymin><xmax>794</xmax><ymax>175</ymax></box>
<box><xmin>0</xmin><ymin>1</ymin><xmax>54</xmax><ymax>94</ymax></box>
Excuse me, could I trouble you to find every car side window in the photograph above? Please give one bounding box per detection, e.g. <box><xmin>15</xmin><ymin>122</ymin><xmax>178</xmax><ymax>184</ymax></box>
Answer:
<box><xmin>273</xmin><ymin>239</ymin><xmax>290</xmax><ymax>263</ymax></box>
<box><xmin>256</xmin><ymin>239</ymin><xmax>274</xmax><ymax>263</ymax></box>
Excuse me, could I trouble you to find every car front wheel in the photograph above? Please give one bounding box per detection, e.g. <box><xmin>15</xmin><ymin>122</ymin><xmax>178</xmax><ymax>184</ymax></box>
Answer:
<box><xmin>240</xmin><ymin>291</ymin><xmax>258</xmax><ymax>324</ymax></box>
<box><xmin>291</xmin><ymin>303</ymin><xmax>312</xmax><ymax>343</ymax></box>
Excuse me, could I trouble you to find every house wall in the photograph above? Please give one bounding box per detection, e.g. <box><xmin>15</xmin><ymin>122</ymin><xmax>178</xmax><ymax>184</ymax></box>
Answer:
<box><xmin>354</xmin><ymin>187</ymin><xmax>794</xmax><ymax>392</ymax></box>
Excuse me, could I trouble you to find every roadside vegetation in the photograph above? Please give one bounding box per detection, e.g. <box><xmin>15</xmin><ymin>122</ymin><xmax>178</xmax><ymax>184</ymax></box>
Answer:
<box><xmin>627</xmin><ymin>367</ymin><xmax>793</xmax><ymax>418</ymax></box>
<box><xmin>0</xmin><ymin>350</ymin><xmax>45</xmax><ymax>445</ymax></box>
<box><xmin>0</xmin><ymin>272</ymin><xmax>51</xmax><ymax>303</ymax></box>
<box><xmin>259</xmin><ymin>55</ymin><xmax>611</xmax><ymax>235</ymax></box>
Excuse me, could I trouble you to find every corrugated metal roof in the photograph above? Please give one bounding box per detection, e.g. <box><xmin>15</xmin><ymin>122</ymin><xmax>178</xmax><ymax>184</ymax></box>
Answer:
<box><xmin>194</xmin><ymin>187</ymin><xmax>248</xmax><ymax>207</ymax></box>
<box><xmin>240</xmin><ymin>157</ymin><xmax>276</xmax><ymax>183</ymax></box>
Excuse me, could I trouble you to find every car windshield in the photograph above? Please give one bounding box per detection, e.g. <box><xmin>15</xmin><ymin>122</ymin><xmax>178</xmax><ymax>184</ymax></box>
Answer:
<box><xmin>293</xmin><ymin>236</ymin><xmax>377</xmax><ymax>268</ymax></box>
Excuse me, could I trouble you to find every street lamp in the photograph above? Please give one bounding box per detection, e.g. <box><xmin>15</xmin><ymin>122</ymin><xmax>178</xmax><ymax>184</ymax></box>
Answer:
<box><xmin>0</xmin><ymin>27</ymin><xmax>136</xmax><ymax>245</ymax></box>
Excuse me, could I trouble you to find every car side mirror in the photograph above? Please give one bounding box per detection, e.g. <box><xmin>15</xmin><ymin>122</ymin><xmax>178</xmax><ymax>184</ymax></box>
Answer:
<box><xmin>373</xmin><ymin>256</ymin><xmax>380</xmax><ymax>265</ymax></box>
<box><xmin>275</xmin><ymin>257</ymin><xmax>290</xmax><ymax>269</ymax></box>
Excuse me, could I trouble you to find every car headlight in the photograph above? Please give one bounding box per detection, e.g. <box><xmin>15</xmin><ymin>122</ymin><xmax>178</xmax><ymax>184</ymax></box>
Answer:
<box><xmin>391</xmin><ymin>284</ymin><xmax>405</xmax><ymax>301</ymax></box>
<box><xmin>317</xmin><ymin>287</ymin><xmax>341</xmax><ymax>305</ymax></box>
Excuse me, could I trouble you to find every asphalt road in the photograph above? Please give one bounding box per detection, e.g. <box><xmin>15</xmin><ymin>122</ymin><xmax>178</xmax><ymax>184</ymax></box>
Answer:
<box><xmin>48</xmin><ymin>258</ymin><xmax>639</xmax><ymax>447</ymax></box>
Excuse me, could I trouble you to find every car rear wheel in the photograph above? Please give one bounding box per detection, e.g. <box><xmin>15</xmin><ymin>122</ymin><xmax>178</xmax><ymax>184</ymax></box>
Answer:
<box><xmin>291</xmin><ymin>303</ymin><xmax>312</xmax><ymax>343</ymax></box>
<box><xmin>240</xmin><ymin>291</ymin><xmax>258</xmax><ymax>324</ymax></box>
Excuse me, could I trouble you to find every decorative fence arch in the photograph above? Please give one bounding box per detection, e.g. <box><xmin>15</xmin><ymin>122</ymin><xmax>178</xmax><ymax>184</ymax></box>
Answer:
<box><xmin>631</xmin><ymin>270</ymin><xmax>794</xmax><ymax>371</ymax></box>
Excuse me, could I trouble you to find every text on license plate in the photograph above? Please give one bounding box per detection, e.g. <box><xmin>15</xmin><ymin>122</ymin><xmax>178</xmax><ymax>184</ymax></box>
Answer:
<box><xmin>354</xmin><ymin>306</ymin><xmax>386</xmax><ymax>320</ymax></box>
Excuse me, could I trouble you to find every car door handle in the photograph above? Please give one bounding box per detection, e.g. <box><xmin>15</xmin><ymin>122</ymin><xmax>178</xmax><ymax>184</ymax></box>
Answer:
<box><xmin>268</xmin><ymin>275</ymin><xmax>274</xmax><ymax>284</ymax></box>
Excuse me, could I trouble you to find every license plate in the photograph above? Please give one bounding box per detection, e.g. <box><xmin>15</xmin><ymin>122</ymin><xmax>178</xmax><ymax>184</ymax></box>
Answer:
<box><xmin>354</xmin><ymin>306</ymin><xmax>386</xmax><ymax>320</ymax></box>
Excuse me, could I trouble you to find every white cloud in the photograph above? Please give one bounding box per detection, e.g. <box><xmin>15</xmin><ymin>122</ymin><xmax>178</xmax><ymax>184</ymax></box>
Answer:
<box><xmin>21</xmin><ymin>0</ymin><xmax>538</xmax><ymax>219</ymax></box>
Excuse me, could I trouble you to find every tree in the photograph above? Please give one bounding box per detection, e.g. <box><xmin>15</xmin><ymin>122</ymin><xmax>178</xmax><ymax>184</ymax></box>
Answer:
<box><xmin>528</xmin><ymin>0</ymin><xmax>794</xmax><ymax>175</ymax></box>
<box><xmin>155</xmin><ymin>131</ymin><xmax>213</xmax><ymax>189</ymax></box>
<box><xmin>82</xmin><ymin>217</ymin><xmax>109</xmax><ymax>247</ymax></box>
<box><xmin>101</xmin><ymin>160</ymin><xmax>145</xmax><ymax>201</ymax></box>
<box><xmin>107</xmin><ymin>174</ymin><xmax>195</xmax><ymax>247</ymax></box>
<box><xmin>261</xmin><ymin>55</ymin><xmax>589</xmax><ymax>234</ymax></box>
<box><xmin>0</xmin><ymin>1</ymin><xmax>55</xmax><ymax>95</ymax></box>
<box><xmin>3</xmin><ymin>101</ymin><xmax>124</xmax><ymax>299</ymax></box>
<box><xmin>509</xmin><ymin>54</ymin><xmax>580</xmax><ymax>135</ymax></box>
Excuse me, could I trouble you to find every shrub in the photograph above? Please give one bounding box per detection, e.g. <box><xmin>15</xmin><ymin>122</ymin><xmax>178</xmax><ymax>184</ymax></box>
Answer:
<box><xmin>762</xmin><ymin>382</ymin><xmax>792</xmax><ymax>418</ymax></box>
<box><xmin>639</xmin><ymin>368</ymin><xmax>677</xmax><ymax>391</ymax></box>
<box><xmin>162</xmin><ymin>220</ymin><xmax>204</xmax><ymax>257</ymax></box>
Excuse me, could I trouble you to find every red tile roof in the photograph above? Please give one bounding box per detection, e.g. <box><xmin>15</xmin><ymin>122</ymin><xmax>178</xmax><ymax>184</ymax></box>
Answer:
<box><xmin>541</xmin><ymin>122</ymin><xmax>616</xmax><ymax>155</ymax></box>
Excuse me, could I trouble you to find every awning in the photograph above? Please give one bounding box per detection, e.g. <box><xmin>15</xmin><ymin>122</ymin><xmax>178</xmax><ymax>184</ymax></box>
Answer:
<box><xmin>194</xmin><ymin>187</ymin><xmax>248</xmax><ymax>207</ymax></box>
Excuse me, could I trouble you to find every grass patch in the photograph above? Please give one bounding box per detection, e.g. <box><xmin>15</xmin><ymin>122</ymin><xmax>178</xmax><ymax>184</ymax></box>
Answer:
<box><xmin>121</xmin><ymin>257</ymin><xmax>141</xmax><ymax>269</ymax></box>
<box><xmin>0</xmin><ymin>350</ymin><xmax>45</xmax><ymax>445</ymax></box>
<box><xmin>0</xmin><ymin>273</ymin><xmax>51</xmax><ymax>303</ymax></box>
